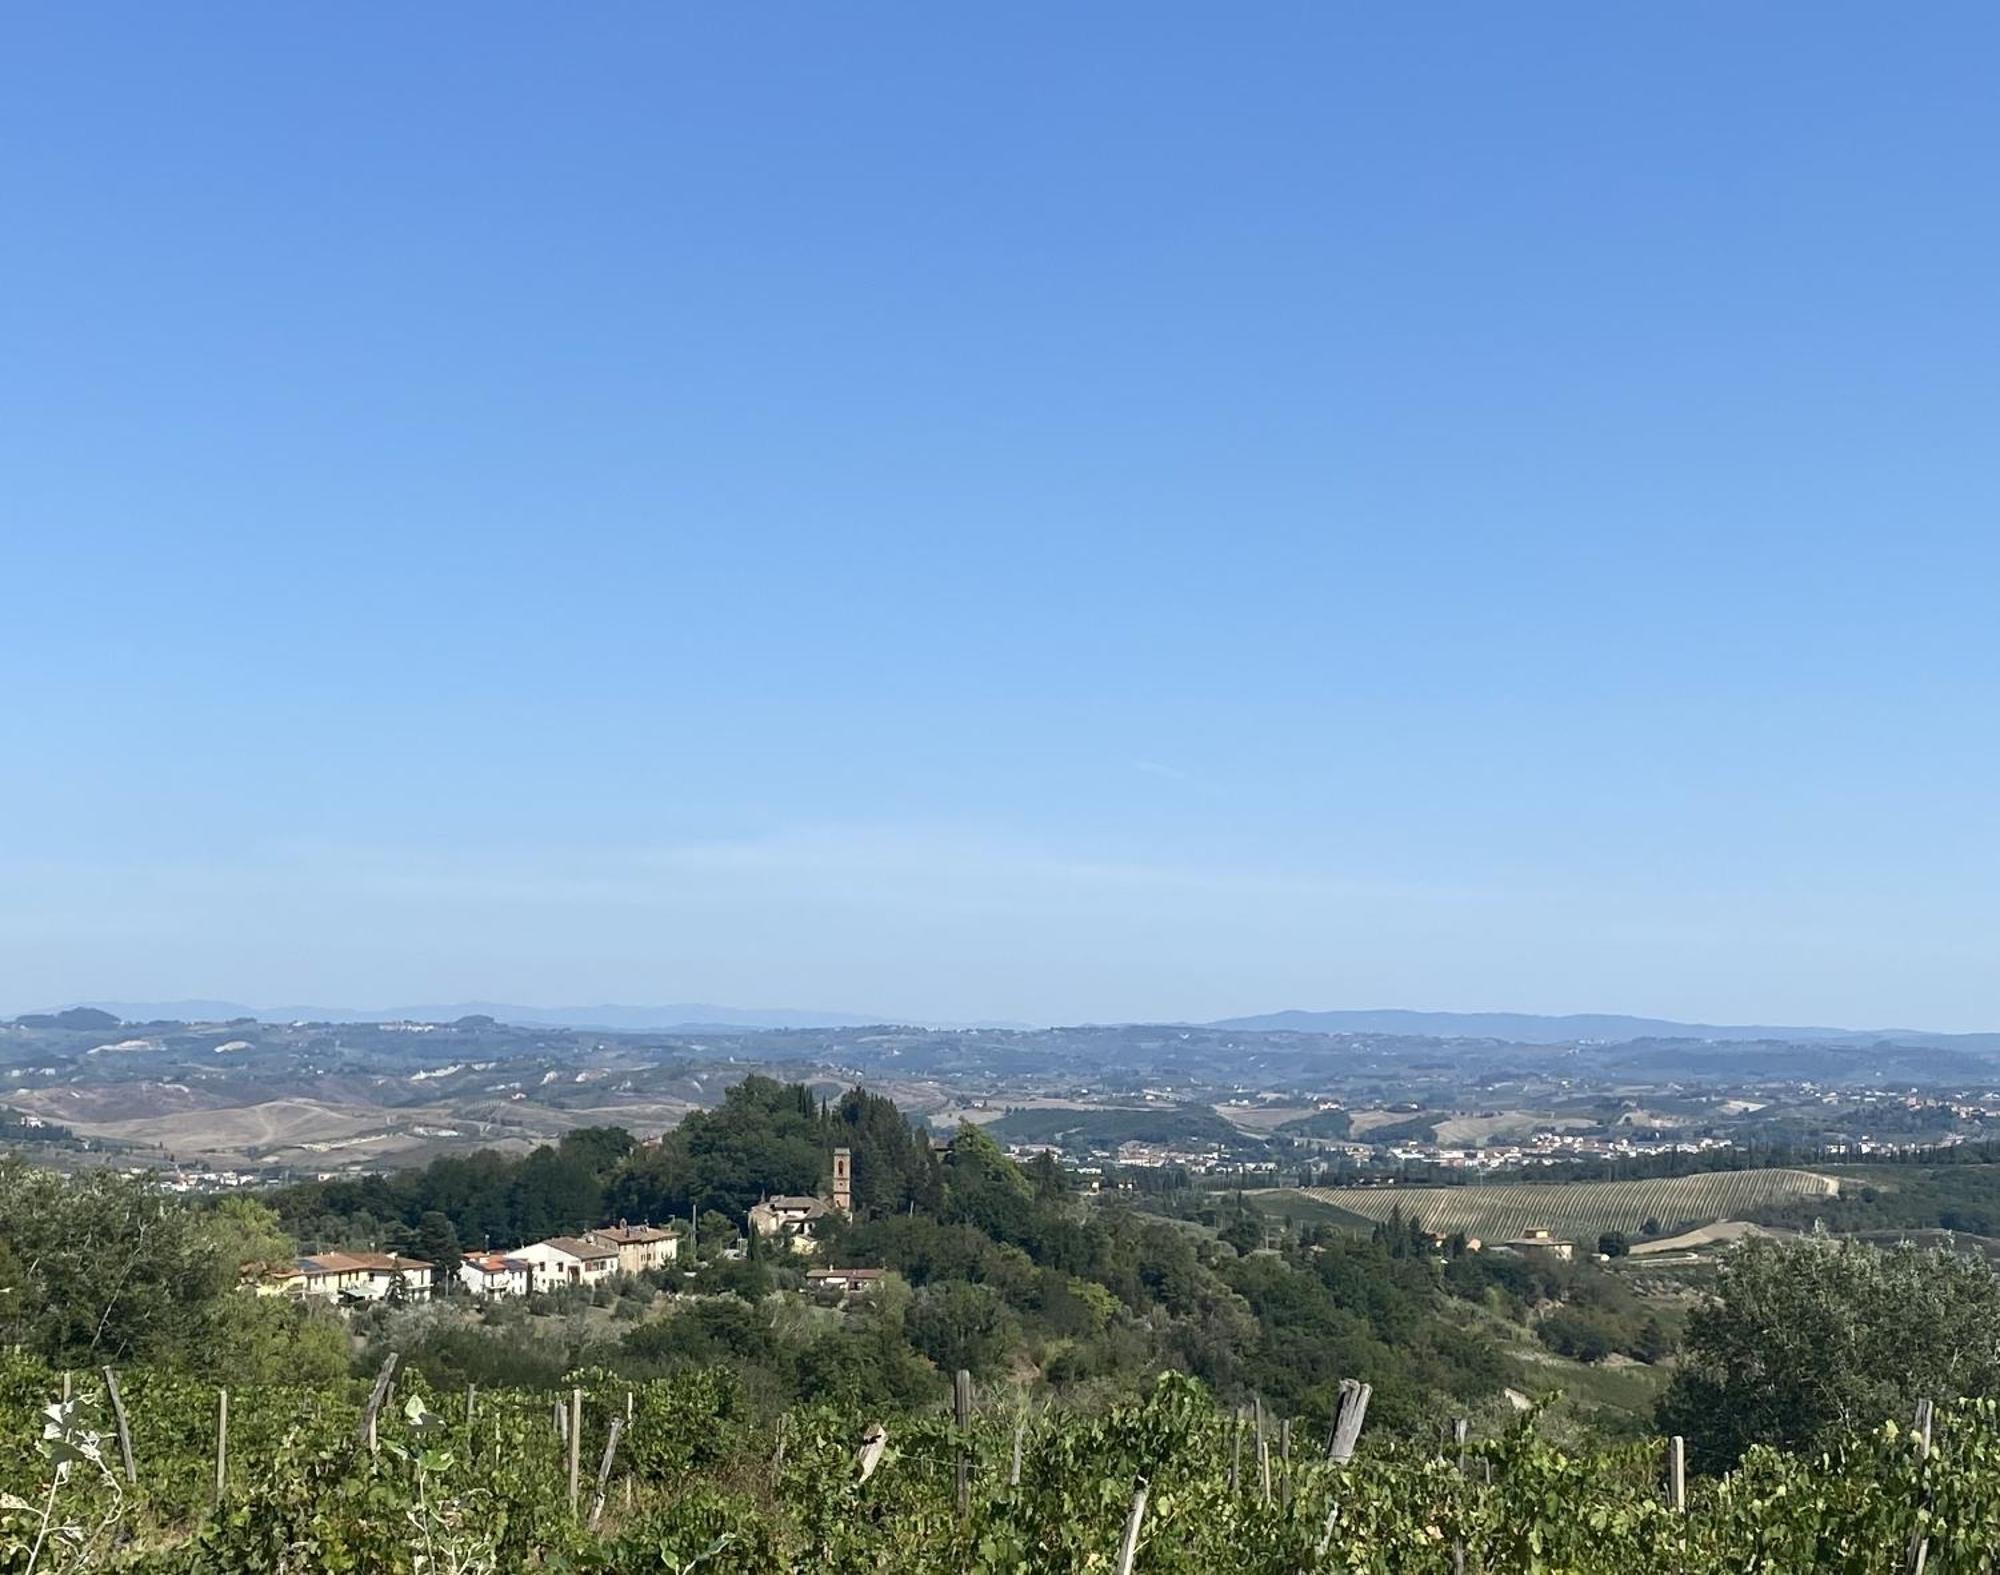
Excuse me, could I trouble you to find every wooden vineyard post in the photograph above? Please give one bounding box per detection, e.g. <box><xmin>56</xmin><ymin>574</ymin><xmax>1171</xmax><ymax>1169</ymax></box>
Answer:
<box><xmin>1327</xmin><ymin>1379</ymin><xmax>1372</xmax><ymax>1464</ymax></box>
<box><xmin>954</xmin><ymin>1369</ymin><xmax>973</xmax><ymax>1518</ymax></box>
<box><xmin>1668</xmin><ymin>1435</ymin><xmax>1686</xmax><ymax>1513</ymax></box>
<box><xmin>465</xmin><ymin>1383</ymin><xmax>476</xmax><ymax>1432</ymax></box>
<box><xmin>360</xmin><ymin>1353</ymin><xmax>399</xmax><ymax>1453</ymax></box>
<box><xmin>1229</xmin><ymin>1406</ymin><xmax>1244</xmax><ymax>1494</ymax></box>
<box><xmin>1010</xmin><ymin>1394</ymin><xmax>1028</xmax><ymax>1489</ymax></box>
<box><xmin>1452</xmin><ymin>1417</ymin><xmax>1469</xmax><ymax>1575</ymax></box>
<box><xmin>1314</xmin><ymin>1380</ymin><xmax>1374</xmax><ymax>1565</ymax></box>
<box><xmin>624</xmin><ymin>1389</ymin><xmax>636</xmax><ymax>1511</ymax></box>
<box><xmin>567</xmin><ymin>1387</ymin><xmax>583</xmax><ymax>1514</ymax></box>
<box><xmin>1279</xmin><ymin>1418</ymin><xmax>1293</xmax><ymax>1512</ymax></box>
<box><xmin>61</xmin><ymin>1371</ymin><xmax>72</xmax><ymax>1403</ymax></box>
<box><xmin>103</xmin><ymin>1367</ymin><xmax>137</xmax><ymax>1486</ymax></box>
<box><xmin>1254</xmin><ymin>1395</ymin><xmax>1270</xmax><ymax>1507</ymax></box>
<box><xmin>213</xmin><ymin>1388</ymin><xmax>228</xmax><ymax>1505</ymax></box>
<box><xmin>588</xmin><ymin>1417</ymin><xmax>624</xmax><ymax>1529</ymax></box>
<box><xmin>1907</xmin><ymin>1399</ymin><xmax>1934</xmax><ymax>1575</ymax></box>
<box><xmin>1114</xmin><ymin>1476</ymin><xmax>1149</xmax><ymax>1575</ymax></box>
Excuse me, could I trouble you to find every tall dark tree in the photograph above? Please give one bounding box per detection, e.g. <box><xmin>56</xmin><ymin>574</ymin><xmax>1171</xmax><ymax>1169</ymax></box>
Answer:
<box><xmin>412</xmin><ymin>1210</ymin><xmax>463</xmax><ymax>1288</ymax></box>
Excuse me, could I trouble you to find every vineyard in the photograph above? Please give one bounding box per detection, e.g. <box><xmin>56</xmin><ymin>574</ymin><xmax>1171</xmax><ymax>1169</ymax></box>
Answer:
<box><xmin>1284</xmin><ymin>1169</ymin><xmax>1841</xmax><ymax>1246</ymax></box>
<box><xmin>6</xmin><ymin>1349</ymin><xmax>2000</xmax><ymax>1573</ymax></box>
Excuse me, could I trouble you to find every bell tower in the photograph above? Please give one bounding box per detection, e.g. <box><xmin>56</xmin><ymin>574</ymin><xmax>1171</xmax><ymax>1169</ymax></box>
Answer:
<box><xmin>832</xmin><ymin>1147</ymin><xmax>853</xmax><ymax>1213</ymax></box>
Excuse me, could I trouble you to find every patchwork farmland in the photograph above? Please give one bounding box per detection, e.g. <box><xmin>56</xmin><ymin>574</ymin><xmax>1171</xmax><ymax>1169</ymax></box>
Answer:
<box><xmin>1273</xmin><ymin>1168</ymin><xmax>1841</xmax><ymax>1246</ymax></box>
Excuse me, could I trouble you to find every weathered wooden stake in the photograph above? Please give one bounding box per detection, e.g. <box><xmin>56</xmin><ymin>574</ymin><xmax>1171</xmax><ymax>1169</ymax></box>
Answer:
<box><xmin>1254</xmin><ymin>1395</ymin><xmax>1270</xmax><ymax>1506</ymax></box>
<box><xmin>1453</xmin><ymin>1417</ymin><xmax>1471</xmax><ymax>1575</ymax></box>
<box><xmin>1668</xmin><ymin>1435</ymin><xmax>1686</xmax><ymax>1513</ymax></box>
<box><xmin>623</xmin><ymin>1388</ymin><xmax>637</xmax><ymax>1517</ymax></box>
<box><xmin>954</xmin><ymin>1369</ymin><xmax>973</xmax><ymax>1517</ymax></box>
<box><xmin>213</xmin><ymin>1388</ymin><xmax>229</xmax><ymax>1504</ymax></box>
<box><xmin>61</xmin><ymin>1370</ymin><xmax>72</xmax><ymax>1403</ymax></box>
<box><xmin>1279</xmin><ymin>1418</ymin><xmax>1293</xmax><ymax>1512</ymax></box>
<box><xmin>1907</xmin><ymin>1399</ymin><xmax>1934</xmax><ymax>1575</ymax></box>
<box><xmin>1010</xmin><ymin>1395</ymin><xmax>1028</xmax><ymax>1489</ymax></box>
<box><xmin>103</xmin><ymin>1367</ymin><xmax>136</xmax><ymax>1486</ymax></box>
<box><xmin>588</xmin><ymin>1417</ymin><xmax>624</xmax><ymax>1529</ymax></box>
<box><xmin>1114</xmin><ymin>1476</ymin><xmax>1149</xmax><ymax>1575</ymax></box>
<box><xmin>1327</xmin><ymin>1379</ymin><xmax>1372</xmax><ymax>1464</ymax></box>
<box><xmin>360</xmin><ymin>1353</ymin><xmax>399</xmax><ymax>1453</ymax></box>
<box><xmin>1229</xmin><ymin>1407</ymin><xmax>1244</xmax><ymax>1493</ymax></box>
<box><xmin>1317</xmin><ymin>1502</ymin><xmax>1341</xmax><ymax>1562</ymax></box>
<box><xmin>567</xmin><ymin>1387</ymin><xmax>583</xmax><ymax>1513</ymax></box>
<box><xmin>465</xmin><ymin>1383</ymin><xmax>476</xmax><ymax>1432</ymax></box>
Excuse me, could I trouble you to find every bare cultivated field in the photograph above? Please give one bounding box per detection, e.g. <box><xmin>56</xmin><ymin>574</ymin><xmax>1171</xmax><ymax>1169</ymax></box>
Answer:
<box><xmin>1429</xmin><ymin>1112</ymin><xmax>1596</xmax><ymax>1146</ymax></box>
<box><xmin>1627</xmin><ymin>1219</ymin><xmax>1773</xmax><ymax>1255</ymax></box>
<box><xmin>1213</xmin><ymin>1104</ymin><xmax>1316</xmax><ymax>1134</ymax></box>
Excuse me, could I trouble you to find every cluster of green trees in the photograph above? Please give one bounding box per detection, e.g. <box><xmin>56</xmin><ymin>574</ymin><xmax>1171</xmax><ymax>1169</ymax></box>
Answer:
<box><xmin>1349</xmin><ymin>1207</ymin><xmax>1673</xmax><ymax>1372</ymax></box>
<box><xmin>1749</xmin><ymin>1159</ymin><xmax>2000</xmax><ymax>1236</ymax></box>
<box><xmin>0</xmin><ymin>1161</ymin><xmax>350</xmax><ymax>1386</ymax></box>
<box><xmin>268</xmin><ymin>1078</ymin><xmax>943</xmax><ymax>1259</ymax></box>
<box><xmin>982</xmin><ymin>1104</ymin><xmax>1248</xmax><ymax>1151</ymax></box>
<box><xmin>299</xmin><ymin>1080</ymin><xmax>1512</xmax><ymax>1436</ymax></box>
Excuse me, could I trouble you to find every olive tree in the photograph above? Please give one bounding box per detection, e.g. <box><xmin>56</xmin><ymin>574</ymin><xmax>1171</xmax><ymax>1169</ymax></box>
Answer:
<box><xmin>1659</xmin><ymin>1232</ymin><xmax>2000</xmax><ymax>1469</ymax></box>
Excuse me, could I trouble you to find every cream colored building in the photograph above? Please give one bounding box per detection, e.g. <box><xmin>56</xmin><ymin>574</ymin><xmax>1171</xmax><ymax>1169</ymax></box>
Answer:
<box><xmin>262</xmin><ymin>1251</ymin><xmax>434</xmax><ymax>1302</ymax></box>
<box><xmin>748</xmin><ymin>1194</ymin><xmax>829</xmax><ymax>1253</ymax></box>
<box><xmin>585</xmin><ymin>1223</ymin><xmax>680</xmax><ymax>1275</ymax></box>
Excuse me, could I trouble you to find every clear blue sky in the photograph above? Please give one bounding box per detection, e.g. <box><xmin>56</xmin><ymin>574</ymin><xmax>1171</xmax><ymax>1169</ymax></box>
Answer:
<box><xmin>4</xmin><ymin>6</ymin><xmax>1998</xmax><ymax>1028</ymax></box>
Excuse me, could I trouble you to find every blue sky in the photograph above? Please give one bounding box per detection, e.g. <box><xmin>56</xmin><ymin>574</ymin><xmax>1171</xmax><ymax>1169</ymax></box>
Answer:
<box><xmin>4</xmin><ymin>6</ymin><xmax>1999</xmax><ymax>1027</ymax></box>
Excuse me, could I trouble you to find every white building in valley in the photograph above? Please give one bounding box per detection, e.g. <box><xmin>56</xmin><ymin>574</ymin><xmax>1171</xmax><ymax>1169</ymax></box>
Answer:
<box><xmin>457</xmin><ymin>1251</ymin><xmax>533</xmax><ymax>1298</ymax></box>
<box><xmin>512</xmin><ymin>1235</ymin><xmax>620</xmax><ymax>1292</ymax></box>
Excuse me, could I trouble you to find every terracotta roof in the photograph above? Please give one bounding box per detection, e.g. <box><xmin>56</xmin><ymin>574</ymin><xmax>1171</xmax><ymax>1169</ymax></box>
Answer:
<box><xmin>298</xmin><ymin>1251</ymin><xmax>431</xmax><ymax>1275</ymax></box>
<box><xmin>590</xmin><ymin>1224</ymin><xmax>674</xmax><ymax>1244</ymax></box>
<box><xmin>807</xmin><ymin>1267</ymin><xmax>885</xmax><ymax>1280</ymax></box>
<box><xmin>757</xmin><ymin>1196</ymin><xmax>829</xmax><ymax>1218</ymax></box>
<box><xmin>542</xmin><ymin>1236</ymin><xmax>619</xmax><ymax>1261</ymax></box>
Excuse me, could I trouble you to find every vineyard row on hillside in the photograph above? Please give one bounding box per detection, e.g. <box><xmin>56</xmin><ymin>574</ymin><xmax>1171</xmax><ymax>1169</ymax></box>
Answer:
<box><xmin>1291</xmin><ymin>1168</ymin><xmax>1840</xmax><ymax>1244</ymax></box>
<box><xmin>5</xmin><ymin>1353</ymin><xmax>1998</xmax><ymax>1573</ymax></box>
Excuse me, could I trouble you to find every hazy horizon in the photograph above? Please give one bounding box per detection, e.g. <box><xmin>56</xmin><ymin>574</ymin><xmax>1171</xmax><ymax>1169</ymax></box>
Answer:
<box><xmin>7</xmin><ymin>7</ymin><xmax>2000</xmax><ymax>1030</ymax></box>
<box><xmin>6</xmin><ymin>994</ymin><xmax>1989</xmax><ymax>1042</ymax></box>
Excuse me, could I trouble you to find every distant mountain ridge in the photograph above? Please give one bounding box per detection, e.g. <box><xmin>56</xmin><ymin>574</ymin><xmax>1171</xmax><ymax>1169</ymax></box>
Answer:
<box><xmin>50</xmin><ymin>999</ymin><xmax>894</xmax><ymax>1032</ymax></box>
<box><xmin>1203</xmin><ymin>1007</ymin><xmax>1970</xmax><ymax>1045</ymax></box>
<box><xmin>14</xmin><ymin>999</ymin><xmax>1988</xmax><ymax>1048</ymax></box>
